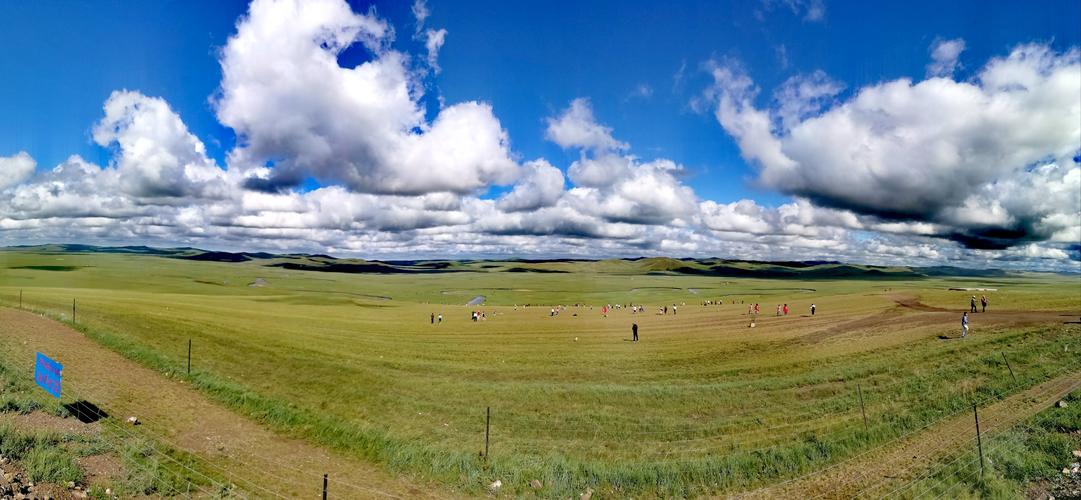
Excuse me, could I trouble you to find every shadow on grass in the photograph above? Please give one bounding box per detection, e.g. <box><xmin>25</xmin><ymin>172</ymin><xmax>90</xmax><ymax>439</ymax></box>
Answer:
<box><xmin>63</xmin><ymin>400</ymin><xmax>108</xmax><ymax>424</ymax></box>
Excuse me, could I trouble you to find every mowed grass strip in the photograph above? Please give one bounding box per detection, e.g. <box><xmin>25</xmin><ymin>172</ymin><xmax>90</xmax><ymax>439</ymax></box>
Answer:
<box><xmin>0</xmin><ymin>251</ymin><xmax>1078</xmax><ymax>496</ymax></box>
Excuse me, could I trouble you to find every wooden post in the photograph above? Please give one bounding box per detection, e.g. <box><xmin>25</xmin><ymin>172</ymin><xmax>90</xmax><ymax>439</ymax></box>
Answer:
<box><xmin>187</xmin><ymin>339</ymin><xmax>192</xmax><ymax>375</ymax></box>
<box><xmin>857</xmin><ymin>384</ymin><xmax>868</xmax><ymax>429</ymax></box>
<box><xmin>973</xmin><ymin>403</ymin><xmax>984</xmax><ymax>478</ymax></box>
<box><xmin>18</xmin><ymin>290</ymin><xmax>22</xmax><ymax>309</ymax></box>
<box><xmin>485</xmin><ymin>406</ymin><xmax>491</xmax><ymax>459</ymax></box>
<box><xmin>1001</xmin><ymin>352</ymin><xmax>1017</xmax><ymax>384</ymax></box>
<box><xmin>322</xmin><ymin>473</ymin><xmax>328</xmax><ymax>500</ymax></box>
<box><xmin>72</xmin><ymin>298</ymin><xmax>76</xmax><ymax>324</ymax></box>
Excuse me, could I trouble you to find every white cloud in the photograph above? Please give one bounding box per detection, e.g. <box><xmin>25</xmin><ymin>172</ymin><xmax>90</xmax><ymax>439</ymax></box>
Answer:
<box><xmin>758</xmin><ymin>0</ymin><xmax>826</xmax><ymax>22</ymax></box>
<box><xmin>497</xmin><ymin>159</ymin><xmax>565</xmax><ymax>212</ymax></box>
<box><xmin>703</xmin><ymin>43</ymin><xmax>1081</xmax><ymax>249</ymax></box>
<box><xmin>411</xmin><ymin>0</ymin><xmax>429</xmax><ymax>34</ymax></box>
<box><xmin>772</xmin><ymin>71</ymin><xmax>844</xmax><ymax>131</ymax></box>
<box><xmin>425</xmin><ymin>28</ymin><xmax>447</xmax><ymax>73</ymax></box>
<box><xmin>0</xmin><ymin>7</ymin><xmax>1076</xmax><ymax>271</ymax></box>
<box><xmin>215</xmin><ymin>0</ymin><xmax>518</xmax><ymax>195</ymax></box>
<box><xmin>0</xmin><ymin>152</ymin><xmax>36</xmax><ymax>190</ymax></box>
<box><xmin>927</xmin><ymin>38</ymin><xmax>966</xmax><ymax>77</ymax></box>
<box><xmin>93</xmin><ymin>90</ymin><xmax>227</xmax><ymax>199</ymax></box>
<box><xmin>545</xmin><ymin>98</ymin><xmax>628</xmax><ymax>152</ymax></box>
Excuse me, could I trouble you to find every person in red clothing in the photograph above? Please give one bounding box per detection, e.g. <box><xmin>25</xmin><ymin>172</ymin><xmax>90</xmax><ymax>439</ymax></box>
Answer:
<box><xmin>783</xmin><ymin>304</ymin><xmax>788</xmax><ymax>315</ymax></box>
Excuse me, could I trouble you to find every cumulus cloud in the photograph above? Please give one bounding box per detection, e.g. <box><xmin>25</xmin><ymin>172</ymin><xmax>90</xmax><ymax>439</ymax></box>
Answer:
<box><xmin>703</xmin><ymin>43</ymin><xmax>1081</xmax><ymax>250</ymax></box>
<box><xmin>497</xmin><ymin>159</ymin><xmax>564</xmax><ymax>212</ymax></box>
<box><xmin>772</xmin><ymin>71</ymin><xmax>844</xmax><ymax>131</ymax></box>
<box><xmin>216</xmin><ymin>0</ymin><xmax>518</xmax><ymax>195</ymax></box>
<box><xmin>546</xmin><ymin>99</ymin><xmax>698</xmax><ymax>225</ymax></box>
<box><xmin>1</xmin><ymin>4</ymin><xmax>1076</xmax><ymax>271</ymax></box>
<box><xmin>0</xmin><ymin>152</ymin><xmax>36</xmax><ymax>190</ymax></box>
<box><xmin>545</xmin><ymin>98</ymin><xmax>628</xmax><ymax>152</ymax></box>
<box><xmin>927</xmin><ymin>38</ymin><xmax>966</xmax><ymax>77</ymax></box>
<box><xmin>93</xmin><ymin>90</ymin><xmax>227</xmax><ymax>199</ymax></box>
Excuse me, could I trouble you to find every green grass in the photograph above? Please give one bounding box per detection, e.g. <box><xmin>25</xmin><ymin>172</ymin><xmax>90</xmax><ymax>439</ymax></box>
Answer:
<box><xmin>0</xmin><ymin>250</ymin><xmax>1078</xmax><ymax>496</ymax></box>
<box><xmin>900</xmin><ymin>390</ymin><xmax>1081</xmax><ymax>498</ymax></box>
<box><xmin>0</xmin><ymin>345</ymin><xmax>230</xmax><ymax>496</ymax></box>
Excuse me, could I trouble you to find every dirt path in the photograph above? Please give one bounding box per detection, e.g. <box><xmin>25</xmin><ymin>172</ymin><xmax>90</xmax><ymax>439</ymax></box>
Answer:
<box><xmin>800</xmin><ymin>295</ymin><xmax>1074</xmax><ymax>344</ymax></box>
<box><xmin>736</xmin><ymin>369</ymin><xmax>1081</xmax><ymax>499</ymax></box>
<box><xmin>0</xmin><ymin>308</ymin><xmax>453</xmax><ymax>499</ymax></box>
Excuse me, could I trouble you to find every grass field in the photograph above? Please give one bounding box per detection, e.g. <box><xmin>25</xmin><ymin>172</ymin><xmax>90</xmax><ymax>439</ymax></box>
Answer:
<box><xmin>0</xmin><ymin>248</ymin><xmax>1078</xmax><ymax>497</ymax></box>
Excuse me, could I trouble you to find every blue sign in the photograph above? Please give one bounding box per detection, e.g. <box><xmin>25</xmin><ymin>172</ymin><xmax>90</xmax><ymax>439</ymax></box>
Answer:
<box><xmin>34</xmin><ymin>353</ymin><xmax>62</xmax><ymax>399</ymax></box>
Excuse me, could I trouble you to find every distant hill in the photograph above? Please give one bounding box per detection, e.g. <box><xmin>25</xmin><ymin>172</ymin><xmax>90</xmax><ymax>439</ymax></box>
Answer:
<box><xmin>3</xmin><ymin>243</ymin><xmax>1038</xmax><ymax>279</ymax></box>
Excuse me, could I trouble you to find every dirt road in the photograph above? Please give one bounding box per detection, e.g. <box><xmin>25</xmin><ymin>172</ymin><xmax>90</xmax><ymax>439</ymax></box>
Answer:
<box><xmin>0</xmin><ymin>307</ymin><xmax>452</xmax><ymax>499</ymax></box>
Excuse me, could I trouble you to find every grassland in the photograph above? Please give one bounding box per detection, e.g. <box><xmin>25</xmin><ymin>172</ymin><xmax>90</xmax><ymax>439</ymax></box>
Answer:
<box><xmin>0</xmin><ymin>247</ymin><xmax>1078</xmax><ymax>497</ymax></box>
<box><xmin>0</xmin><ymin>343</ymin><xmax>230</xmax><ymax>498</ymax></box>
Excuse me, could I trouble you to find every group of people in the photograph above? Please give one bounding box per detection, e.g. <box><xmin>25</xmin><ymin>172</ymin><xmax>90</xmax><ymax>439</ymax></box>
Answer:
<box><xmin>961</xmin><ymin>295</ymin><xmax>991</xmax><ymax>338</ymax></box>
<box><xmin>970</xmin><ymin>295</ymin><xmax>990</xmax><ymax>313</ymax></box>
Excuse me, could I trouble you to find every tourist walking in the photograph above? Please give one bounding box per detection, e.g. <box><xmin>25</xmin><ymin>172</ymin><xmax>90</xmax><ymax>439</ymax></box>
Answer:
<box><xmin>970</xmin><ymin>296</ymin><xmax>977</xmax><ymax>313</ymax></box>
<box><xmin>632</xmin><ymin>323</ymin><xmax>639</xmax><ymax>342</ymax></box>
<box><xmin>961</xmin><ymin>312</ymin><xmax>969</xmax><ymax>338</ymax></box>
<box><xmin>810</xmin><ymin>303</ymin><xmax>816</xmax><ymax>316</ymax></box>
<box><xmin>981</xmin><ymin>295</ymin><xmax>988</xmax><ymax>313</ymax></box>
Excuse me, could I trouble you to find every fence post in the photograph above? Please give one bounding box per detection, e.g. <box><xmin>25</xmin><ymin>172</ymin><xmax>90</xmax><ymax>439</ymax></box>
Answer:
<box><xmin>187</xmin><ymin>339</ymin><xmax>192</xmax><ymax>375</ymax></box>
<box><xmin>1001</xmin><ymin>352</ymin><xmax>1017</xmax><ymax>384</ymax></box>
<box><xmin>973</xmin><ymin>403</ymin><xmax>984</xmax><ymax>478</ymax></box>
<box><xmin>857</xmin><ymin>384</ymin><xmax>868</xmax><ymax>429</ymax></box>
<box><xmin>322</xmin><ymin>473</ymin><xmax>328</xmax><ymax>500</ymax></box>
<box><xmin>485</xmin><ymin>406</ymin><xmax>491</xmax><ymax>459</ymax></box>
<box><xmin>72</xmin><ymin>298</ymin><xmax>76</xmax><ymax>324</ymax></box>
<box><xmin>19</xmin><ymin>290</ymin><xmax>22</xmax><ymax>309</ymax></box>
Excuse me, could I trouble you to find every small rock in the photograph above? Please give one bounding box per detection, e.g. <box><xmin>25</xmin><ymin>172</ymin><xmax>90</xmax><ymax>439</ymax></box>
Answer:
<box><xmin>1057</xmin><ymin>400</ymin><xmax>1069</xmax><ymax>408</ymax></box>
<box><xmin>489</xmin><ymin>479</ymin><xmax>502</xmax><ymax>491</ymax></box>
<box><xmin>105</xmin><ymin>488</ymin><xmax>112</xmax><ymax>496</ymax></box>
<box><xmin>68</xmin><ymin>481</ymin><xmax>76</xmax><ymax>488</ymax></box>
<box><xmin>1073</xmin><ymin>450</ymin><xmax>1081</xmax><ymax>458</ymax></box>
<box><xmin>581</xmin><ymin>487</ymin><xmax>593</xmax><ymax>500</ymax></box>
<box><xmin>73</xmin><ymin>491</ymin><xmax>88</xmax><ymax>499</ymax></box>
<box><xmin>530</xmin><ymin>479</ymin><xmax>543</xmax><ymax>489</ymax></box>
<box><xmin>126</xmin><ymin>416</ymin><xmax>139</xmax><ymax>425</ymax></box>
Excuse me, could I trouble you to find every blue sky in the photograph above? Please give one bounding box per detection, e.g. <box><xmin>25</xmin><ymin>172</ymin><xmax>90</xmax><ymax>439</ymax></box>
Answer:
<box><xmin>0</xmin><ymin>0</ymin><xmax>1078</xmax><ymax>267</ymax></box>
<box><xmin>4</xmin><ymin>0</ymin><xmax>1077</xmax><ymax>201</ymax></box>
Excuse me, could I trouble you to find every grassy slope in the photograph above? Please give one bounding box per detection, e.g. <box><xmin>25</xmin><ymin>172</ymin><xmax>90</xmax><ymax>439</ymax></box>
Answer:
<box><xmin>0</xmin><ymin>251</ymin><xmax>1078</xmax><ymax>496</ymax></box>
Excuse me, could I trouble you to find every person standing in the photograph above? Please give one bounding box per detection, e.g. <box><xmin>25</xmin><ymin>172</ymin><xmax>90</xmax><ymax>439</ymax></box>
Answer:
<box><xmin>632</xmin><ymin>323</ymin><xmax>639</xmax><ymax>342</ymax></box>
<box><xmin>981</xmin><ymin>295</ymin><xmax>988</xmax><ymax>313</ymax></box>
<box><xmin>431</xmin><ymin>312</ymin><xmax>435</xmax><ymax>324</ymax></box>
<box><xmin>970</xmin><ymin>296</ymin><xmax>978</xmax><ymax>313</ymax></box>
<box><xmin>961</xmin><ymin>312</ymin><xmax>969</xmax><ymax>338</ymax></box>
<box><xmin>810</xmin><ymin>303</ymin><xmax>816</xmax><ymax>316</ymax></box>
<box><xmin>437</xmin><ymin>314</ymin><xmax>443</xmax><ymax>323</ymax></box>
<box><xmin>783</xmin><ymin>304</ymin><xmax>789</xmax><ymax>315</ymax></box>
